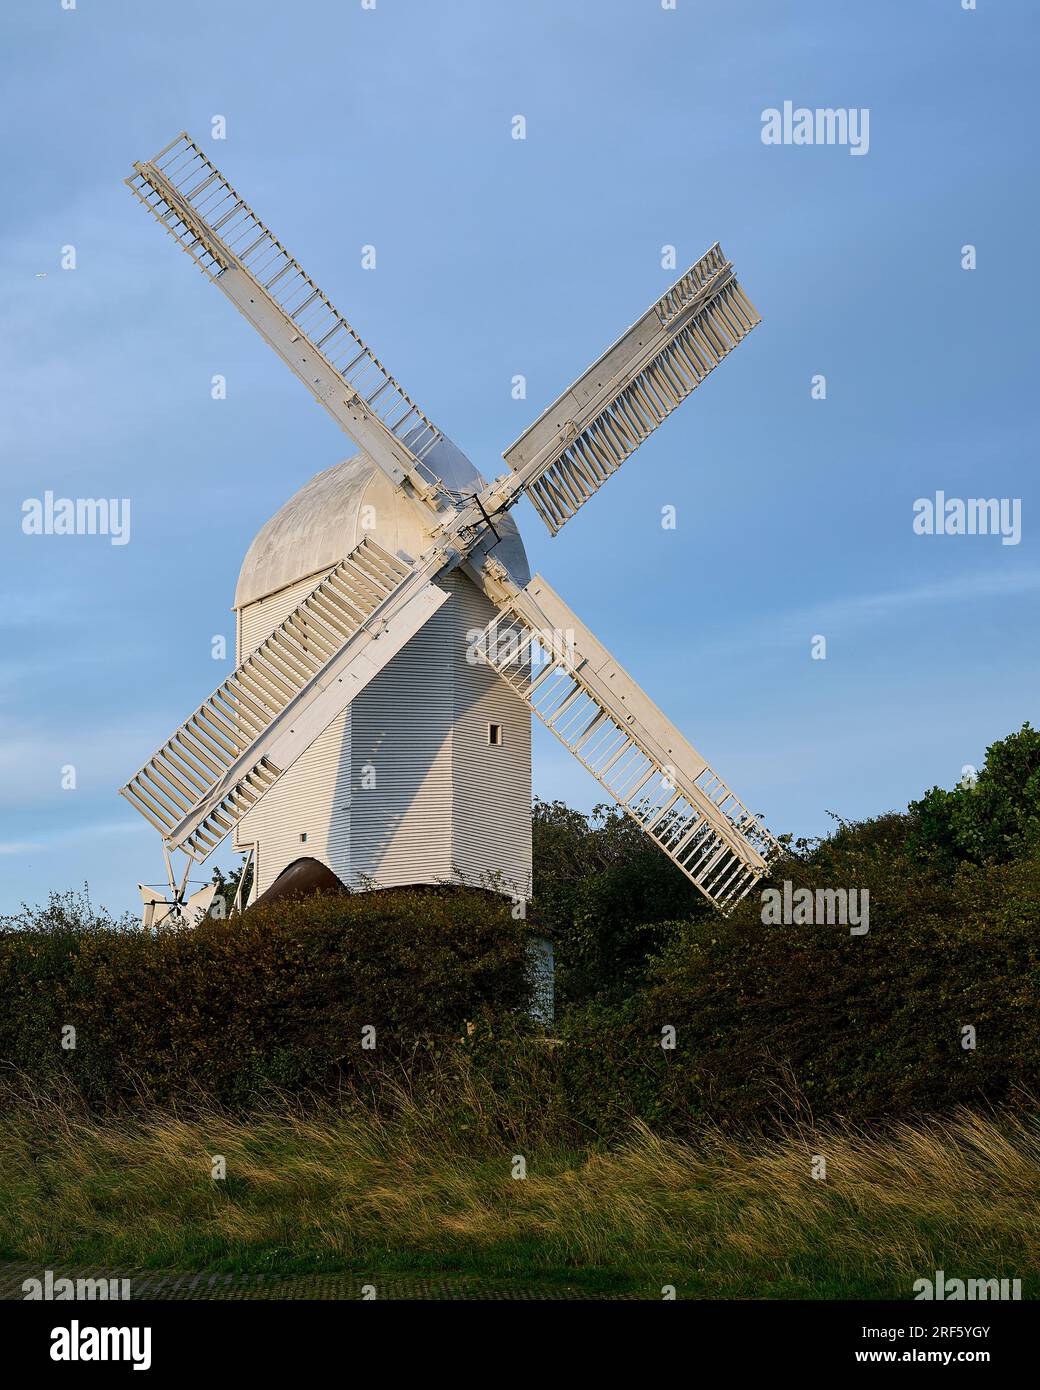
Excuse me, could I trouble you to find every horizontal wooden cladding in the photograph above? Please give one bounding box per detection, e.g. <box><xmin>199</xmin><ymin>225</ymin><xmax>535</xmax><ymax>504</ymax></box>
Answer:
<box><xmin>235</xmin><ymin>570</ymin><xmax>532</xmax><ymax>901</ymax></box>
<box><xmin>526</xmin><ymin>279</ymin><xmax>760</xmax><ymax>536</ymax></box>
<box><xmin>120</xmin><ymin>538</ymin><xmax>413</xmax><ymax>860</ymax></box>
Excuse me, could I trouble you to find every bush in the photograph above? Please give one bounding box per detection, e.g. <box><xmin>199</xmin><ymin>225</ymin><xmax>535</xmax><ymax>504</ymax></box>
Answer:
<box><xmin>554</xmin><ymin>843</ymin><xmax>1040</xmax><ymax>1134</ymax></box>
<box><xmin>908</xmin><ymin>722</ymin><xmax>1040</xmax><ymax>868</ymax></box>
<box><xmin>5</xmin><ymin>719</ymin><xmax>1040</xmax><ymax>1131</ymax></box>
<box><xmin>0</xmin><ymin>886</ymin><xmax>531</xmax><ymax>1109</ymax></box>
<box><xmin>531</xmin><ymin>798</ymin><xmax>710</xmax><ymax>1004</ymax></box>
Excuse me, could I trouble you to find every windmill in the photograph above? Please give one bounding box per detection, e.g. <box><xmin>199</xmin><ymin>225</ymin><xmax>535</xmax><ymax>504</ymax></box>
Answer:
<box><xmin>120</xmin><ymin>132</ymin><xmax>781</xmax><ymax>923</ymax></box>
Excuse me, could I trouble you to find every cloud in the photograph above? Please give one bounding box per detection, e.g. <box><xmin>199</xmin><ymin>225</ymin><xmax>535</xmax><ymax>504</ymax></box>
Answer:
<box><xmin>0</xmin><ymin>585</ymin><xmax>86</xmax><ymax>632</ymax></box>
<box><xmin>705</xmin><ymin>568</ymin><xmax>1040</xmax><ymax>658</ymax></box>
<box><xmin>0</xmin><ymin>819</ymin><xmax>141</xmax><ymax>858</ymax></box>
<box><xmin>808</xmin><ymin>568</ymin><xmax>1040</xmax><ymax>627</ymax></box>
<box><xmin>0</xmin><ymin>716</ymin><xmax>164</xmax><ymax>810</ymax></box>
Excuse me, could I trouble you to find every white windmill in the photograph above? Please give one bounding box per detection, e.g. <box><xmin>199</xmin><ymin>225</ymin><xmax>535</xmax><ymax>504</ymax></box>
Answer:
<box><xmin>120</xmin><ymin>132</ymin><xmax>780</xmax><ymax>925</ymax></box>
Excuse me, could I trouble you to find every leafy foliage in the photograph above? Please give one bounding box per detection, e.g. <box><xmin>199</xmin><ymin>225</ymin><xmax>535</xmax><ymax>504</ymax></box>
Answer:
<box><xmin>3</xmin><ymin>722</ymin><xmax>1040</xmax><ymax>1127</ymax></box>
<box><xmin>556</xmin><ymin>846</ymin><xmax>1040</xmax><ymax>1134</ymax></box>
<box><xmin>210</xmin><ymin>856</ymin><xmax>254</xmax><ymax>916</ymax></box>
<box><xmin>0</xmin><ymin>887</ymin><xmax>530</xmax><ymax>1109</ymax></box>
<box><xmin>531</xmin><ymin>797</ymin><xmax>709</xmax><ymax>1004</ymax></box>
<box><xmin>908</xmin><ymin>723</ymin><xmax>1040</xmax><ymax>868</ymax></box>
<box><xmin>526</xmin><ymin>726</ymin><xmax>1040</xmax><ymax>1130</ymax></box>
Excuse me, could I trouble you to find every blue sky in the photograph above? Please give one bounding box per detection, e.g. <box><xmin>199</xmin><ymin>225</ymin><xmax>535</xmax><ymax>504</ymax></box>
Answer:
<box><xmin>1</xmin><ymin>0</ymin><xmax>1037</xmax><ymax>916</ymax></box>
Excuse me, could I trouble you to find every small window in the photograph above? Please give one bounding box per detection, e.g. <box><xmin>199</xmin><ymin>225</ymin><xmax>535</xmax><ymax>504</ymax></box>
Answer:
<box><xmin>300</xmin><ymin>832</ymin><xmax>308</xmax><ymax>843</ymax></box>
<box><xmin>488</xmin><ymin>723</ymin><xmax>503</xmax><ymax>747</ymax></box>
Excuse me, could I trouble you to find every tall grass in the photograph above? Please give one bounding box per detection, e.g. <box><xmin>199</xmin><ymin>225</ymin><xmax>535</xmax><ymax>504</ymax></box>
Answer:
<box><xmin>1</xmin><ymin>1075</ymin><xmax>1037</xmax><ymax>1298</ymax></box>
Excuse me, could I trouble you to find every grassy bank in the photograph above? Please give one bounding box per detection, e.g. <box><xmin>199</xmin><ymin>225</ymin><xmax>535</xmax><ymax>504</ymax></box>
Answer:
<box><xmin>2</xmin><ymin>1092</ymin><xmax>1037</xmax><ymax>1299</ymax></box>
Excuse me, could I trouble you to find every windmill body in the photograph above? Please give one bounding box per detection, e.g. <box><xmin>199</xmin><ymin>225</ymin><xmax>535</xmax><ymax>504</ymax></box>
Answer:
<box><xmin>233</xmin><ymin>453</ymin><xmax>532</xmax><ymax>901</ymax></box>
<box><xmin>121</xmin><ymin>132</ymin><xmax>782</xmax><ymax>922</ymax></box>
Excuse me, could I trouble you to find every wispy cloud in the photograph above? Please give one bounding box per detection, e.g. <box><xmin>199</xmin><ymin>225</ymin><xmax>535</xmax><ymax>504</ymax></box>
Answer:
<box><xmin>0</xmin><ymin>717</ymin><xmax>165</xmax><ymax>810</ymax></box>
<box><xmin>806</xmin><ymin>568</ymin><xmax>1040</xmax><ymax>627</ymax></box>
<box><xmin>0</xmin><ymin>820</ymin><xmax>140</xmax><ymax>857</ymax></box>
<box><xmin>705</xmin><ymin>568</ymin><xmax>1040</xmax><ymax>657</ymax></box>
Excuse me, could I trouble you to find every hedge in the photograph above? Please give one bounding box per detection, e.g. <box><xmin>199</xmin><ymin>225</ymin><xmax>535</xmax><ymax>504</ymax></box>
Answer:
<box><xmin>3</xmin><ymin>786</ymin><xmax>1040</xmax><ymax>1130</ymax></box>
<box><xmin>0</xmin><ymin>886</ymin><xmax>531</xmax><ymax>1109</ymax></box>
<box><xmin>550</xmin><ymin>848</ymin><xmax>1040</xmax><ymax>1133</ymax></box>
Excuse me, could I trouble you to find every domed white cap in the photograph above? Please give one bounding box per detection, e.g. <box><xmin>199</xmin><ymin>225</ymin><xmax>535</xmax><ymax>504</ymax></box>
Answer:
<box><xmin>234</xmin><ymin>453</ymin><xmax>530</xmax><ymax>609</ymax></box>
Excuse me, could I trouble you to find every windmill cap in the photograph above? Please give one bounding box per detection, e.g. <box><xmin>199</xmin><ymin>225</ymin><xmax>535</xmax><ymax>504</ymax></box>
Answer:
<box><xmin>234</xmin><ymin>453</ymin><xmax>529</xmax><ymax>610</ymax></box>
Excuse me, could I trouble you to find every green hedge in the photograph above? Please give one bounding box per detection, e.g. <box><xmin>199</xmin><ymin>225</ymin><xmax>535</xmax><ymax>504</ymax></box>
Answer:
<box><xmin>0</xmin><ymin>887</ymin><xmax>530</xmax><ymax>1109</ymax></box>
<box><xmin>5</xmin><ymin>742</ymin><xmax>1040</xmax><ymax>1130</ymax></box>
<box><xmin>4</xmin><ymin>854</ymin><xmax>1038</xmax><ymax>1129</ymax></box>
<box><xmin>551</xmin><ymin>847</ymin><xmax>1040</xmax><ymax>1133</ymax></box>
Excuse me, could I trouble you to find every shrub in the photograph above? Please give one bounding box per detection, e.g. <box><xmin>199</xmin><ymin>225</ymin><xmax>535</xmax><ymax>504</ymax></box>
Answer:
<box><xmin>554</xmin><ymin>845</ymin><xmax>1040</xmax><ymax>1134</ymax></box>
<box><xmin>6</xmin><ymin>719</ymin><xmax>1040</xmax><ymax>1133</ymax></box>
<box><xmin>531</xmin><ymin>798</ymin><xmax>710</xmax><ymax>1003</ymax></box>
<box><xmin>909</xmin><ymin>722</ymin><xmax>1040</xmax><ymax>868</ymax></box>
<box><xmin>0</xmin><ymin>886</ymin><xmax>531</xmax><ymax>1109</ymax></box>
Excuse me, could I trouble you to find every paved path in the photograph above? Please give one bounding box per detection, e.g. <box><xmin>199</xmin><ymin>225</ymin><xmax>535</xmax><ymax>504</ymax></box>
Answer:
<box><xmin>1</xmin><ymin>1261</ymin><xmax>639</xmax><ymax>1300</ymax></box>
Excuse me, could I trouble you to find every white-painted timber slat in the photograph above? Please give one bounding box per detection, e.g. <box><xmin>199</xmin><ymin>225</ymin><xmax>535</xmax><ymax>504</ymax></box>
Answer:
<box><xmin>235</xmin><ymin>571</ymin><xmax>532</xmax><ymax>900</ymax></box>
<box><xmin>497</xmin><ymin>244</ymin><xmax>761</xmax><ymax>535</ymax></box>
<box><xmin>126</xmin><ymin>133</ymin><xmax>452</xmax><ymax>509</ymax></box>
<box><xmin>478</xmin><ymin>574</ymin><xmax>781</xmax><ymax>913</ymax></box>
<box><xmin>120</xmin><ymin>538</ymin><xmax>449</xmax><ymax>861</ymax></box>
<box><xmin>235</xmin><ymin>571</ymin><xmax>350</xmax><ymax>895</ymax></box>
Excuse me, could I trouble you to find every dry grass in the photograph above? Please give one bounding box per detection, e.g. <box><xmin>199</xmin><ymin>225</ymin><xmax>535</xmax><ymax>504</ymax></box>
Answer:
<box><xmin>2</xmin><ymin>1087</ymin><xmax>1038</xmax><ymax>1297</ymax></box>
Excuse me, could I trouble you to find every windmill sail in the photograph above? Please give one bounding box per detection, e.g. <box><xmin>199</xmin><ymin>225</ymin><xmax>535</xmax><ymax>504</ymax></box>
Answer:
<box><xmin>496</xmin><ymin>244</ymin><xmax>760</xmax><ymax>535</ymax></box>
<box><xmin>120</xmin><ymin>540</ymin><xmax>449</xmax><ymax>861</ymax></box>
<box><xmin>477</xmin><ymin>574</ymin><xmax>780</xmax><ymax>911</ymax></box>
<box><xmin>122</xmin><ymin>130</ymin><xmax>782</xmax><ymax>907</ymax></box>
<box><xmin>126</xmin><ymin>133</ymin><xmax>456</xmax><ymax>513</ymax></box>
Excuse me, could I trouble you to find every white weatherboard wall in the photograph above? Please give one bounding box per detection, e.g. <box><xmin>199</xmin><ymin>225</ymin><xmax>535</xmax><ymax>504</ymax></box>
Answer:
<box><xmin>450</xmin><ymin>577</ymin><xmax>532</xmax><ymax>893</ymax></box>
<box><xmin>233</xmin><ymin>570</ymin><xmax>532</xmax><ymax>899</ymax></box>
<box><xmin>347</xmin><ymin>578</ymin><xmax>455</xmax><ymax>888</ymax></box>
<box><xmin>235</xmin><ymin>569</ymin><xmax>351</xmax><ymax>897</ymax></box>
